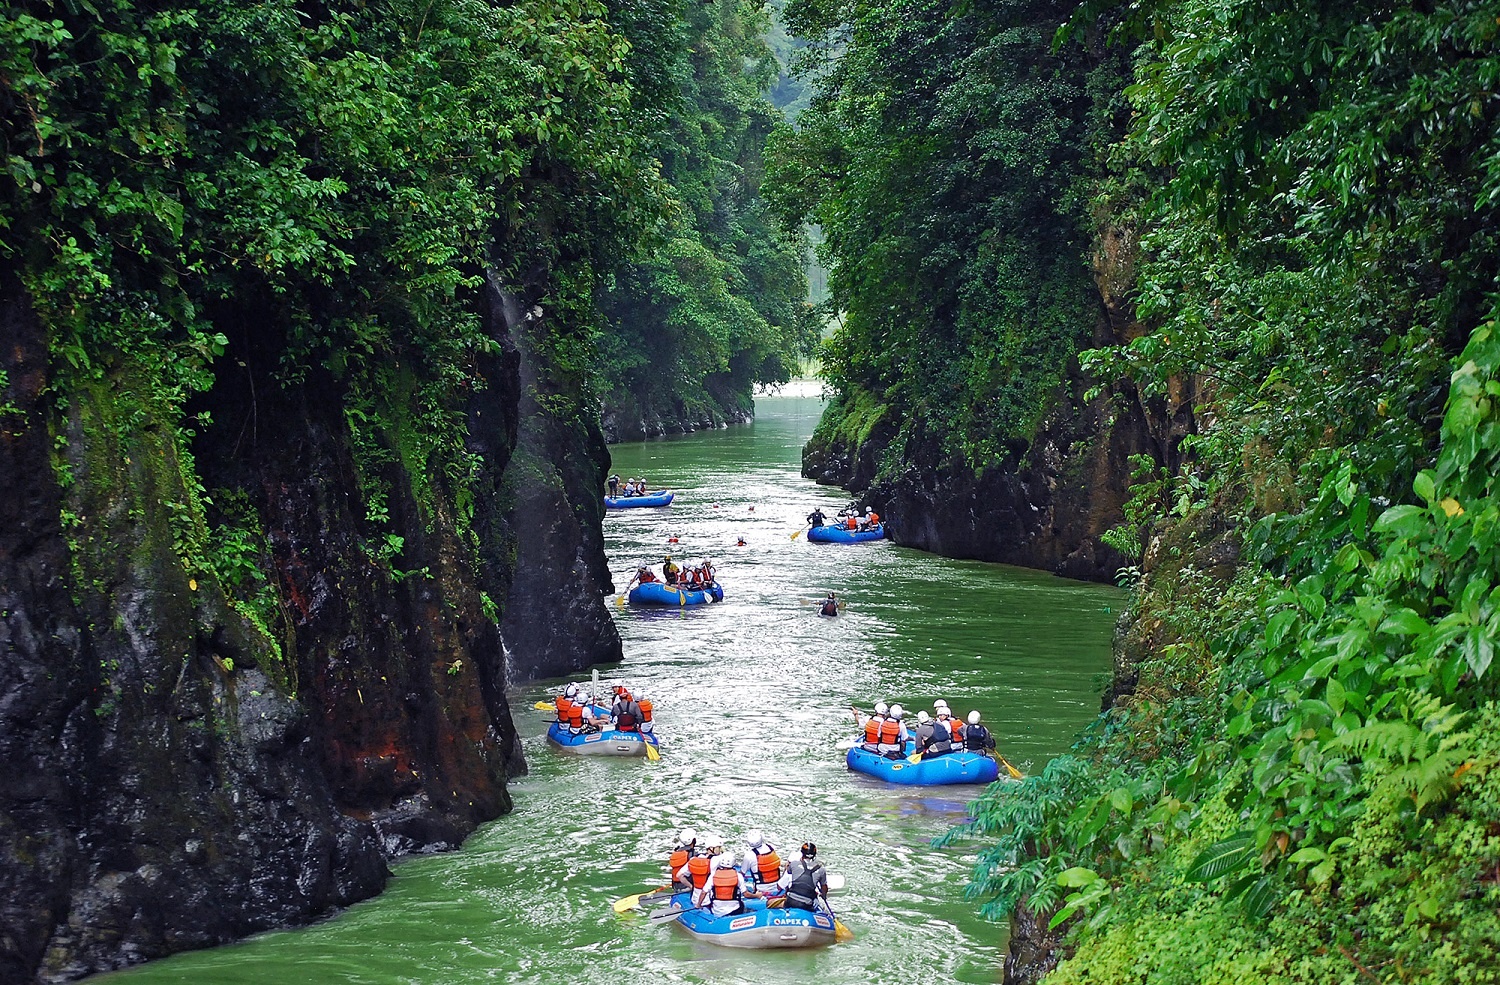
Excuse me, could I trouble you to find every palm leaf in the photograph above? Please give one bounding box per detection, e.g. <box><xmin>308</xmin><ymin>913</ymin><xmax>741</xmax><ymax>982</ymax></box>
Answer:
<box><xmin>1240</xmin><ymin>876</ymin><xmax>1278</xmax><ymax>919</ymax></box>
<box><xmin>1185</xmin><ymin>833</ymin><xmax>1255</xmax><ymax>882</ymax></box>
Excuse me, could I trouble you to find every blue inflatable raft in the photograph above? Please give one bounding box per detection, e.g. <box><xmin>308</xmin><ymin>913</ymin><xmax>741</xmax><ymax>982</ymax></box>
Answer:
<box><xmin>605</xmin><ymin>490</ymin><xmax>675</xmax><ymax>509</ymax></box>
<box><xmin>806</xmin><ymin>523</ymin><xmax>884</xmax><ymax>543</ymax></box>
<box><xmin>546</xmin><ymin>718</ymin><xmax>660</xmax><ymax>757</ymax></box>
<box><xmin>628</xmin><ymin>582</ymin><xmax>723</xmax><ymax>606</ymax></box>
<box><xmin>845</xmin><ymin>744</ymin><xmax>1000</xmax><ymax>785</ymax></box>
<box><xmin>661</xmin><ymin>892</ymin><xmax>836</xmax><ymax>948</ymax></box>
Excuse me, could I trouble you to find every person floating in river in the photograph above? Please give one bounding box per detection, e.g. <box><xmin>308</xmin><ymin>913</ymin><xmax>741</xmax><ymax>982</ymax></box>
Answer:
<box><xmin>736</xmin><ymin>536</ymin><xmax>747</xmax><ymax>547</ymax></box>
<box><xmin>778</xmin><ymin>842</ymin><xmax>829</xmax><ymax>913</ymax></box>
<box><xmin>819</xmin><ymin>593</ymin><xmax>839</xmax><ymax>617</ymax></box>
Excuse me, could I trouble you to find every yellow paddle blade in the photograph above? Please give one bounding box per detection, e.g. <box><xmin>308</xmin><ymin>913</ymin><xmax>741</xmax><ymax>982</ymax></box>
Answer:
<box><xmin>533</xmin><ymin>701</ymin><xmax>555</xmax><ymax>711</ymax></box>
<box><xmin>907</xmin><ymin>752</ymin><xmax>922</xmax><ymax>764</ymax></box>
<box><xmin>612</xmin><ymin>893</ymin><xmax>643</xmax><ymax>914</ymax></box>
<box><xmin>615</xmin><ymin>594</ymin><xmax>625</xmax><ymax>607</ymax></box>
<box><xmin>645</xmin><ymin>741</ymin><xmax>660</xmax><ymax>761</ymax></box>
<box><xmin>790</xmin><ymin>529</ymin><xmax>802</xmax><ymax>540</ymax></box>
<box><xmin>1001</xmin><ymin>755</ymin><xmax>1024</xmax><ymax>780</ymax></box>
<box><xmin>834</xmin><ymin>919</ymin><xmax>855</xmax><ymax>942</ymax></box>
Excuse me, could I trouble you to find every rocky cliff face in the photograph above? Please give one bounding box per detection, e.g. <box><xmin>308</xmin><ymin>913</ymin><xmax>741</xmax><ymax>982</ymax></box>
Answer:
<box><xmin>601</xmin><ymin>378</ymin><xmax>752</xmax><ymax>443</ymax></box>
<box><xmin>0</xmin><ymin>266</ymin><xmax>622</xmax><ymax>982</ymax></box>
<box><xmin>803</xmin><ymin>224</ymin><xmax>1197</xmax><ymax>585</ymax></box>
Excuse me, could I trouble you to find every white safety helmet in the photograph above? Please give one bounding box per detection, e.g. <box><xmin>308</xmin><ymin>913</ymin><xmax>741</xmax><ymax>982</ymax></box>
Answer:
<box><xmin>874</xmin><ymin>701</ymin><xmax>889</xmax><ymax>716</ymax></box>
<box><xmin>934</xmin><ymin>699</ymin><xmax>949</xmax><ymax>711</ymax></box>
<box><xmin>890</xmin><ymin>703</ymin><xmax>904</xmax><ymax>719</ymax></box>
<box><xmin>716</xmin><ymin>850</ymin><xmax>739</xmax><ymax>869</ymax></box>
<box><xmin>968</xmin><ymin>711</ymin><xmax>981</xmax><ymax>725</ymax></box>
<box><xmin>564</xmin><ymin>683</ymin><xmax>579</xmax><ymax>698</ymax></box>
<box><xmin>746</xmin><ymin>829</ymin><xmax>764</xmax><ymax>849</ymax></box>
<box><xmin>680</xmin><ymin>827</ymin><xmax>698</xmax><ymax>846</ymax></box>
<box><xmin>917</xmin><ymin>710</ymin><xmax>930</xmax><ymax>724</ymax></box>
<box><xmin>706</xmin><ymin>832</ymin><xmax>725</xmax><ymax>850</ymax></box>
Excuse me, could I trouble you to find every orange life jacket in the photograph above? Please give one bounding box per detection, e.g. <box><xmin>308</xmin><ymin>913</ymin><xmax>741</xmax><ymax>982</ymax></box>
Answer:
<box><xmin>845</xmin><ymin>516</ymin><xmax>858</xmax><ymax>529</ymax></box>
<box><xmin>711</xmin><ymin>866</ymin><xmax>741</xmax><ymax>901</ymax></box>
<box><xmin>638</xmin><ymin>570</ymin><xmax>657</xmax><ymax>583</ymax></box>
<box><xmin>754</xmin><ymin>847</ymin><xmax>781</xmax><ymax>885</ymax></box>
<box><xmin>558</xmin><ymin>697</ymin><xmax>584</xmax><ymax>730</ymax></box>
<box><xmin>687</xmin><ymin>856</ymin><xmax>711</xmax><ymax>889</ymax></box>
<box><xmin>869</xmin><ymin>511</ymin><xmax>880</xmax><ymax>524</ymax></box>
<box><xmin>639</xmin><ymin>698</ymin><xmax>653</xmax><ymax>723</ymax></box>
<box><xmin>864</xmin><ymin>718</ymin><xmax>882</xmax><ymax>744</ymax></box>
<box><xmin>880</xmin><ymin>718</ymin><xmax>901</xmax><ymax>744</ymax></box>
<box><xmin>669</xmin><ymin>848</ymin><xmax>689</xmax><ymax>872</ymax></box>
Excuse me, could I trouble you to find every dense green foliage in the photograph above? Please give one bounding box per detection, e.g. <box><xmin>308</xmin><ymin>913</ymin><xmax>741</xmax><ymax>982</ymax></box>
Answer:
<box><xmin>766</xmin><ymin>0</ymin><xmax>1125</xmax><ymax>468</ymax></box>
<box><xmin>3</xmin><ymin>0</ymin><xmax>806</xmax><ymax>626</ymax></box>
<box><xmin>596</xmin><ymin>0</ymin><xmax>815</xmax><ymax>431</ymax></box>
<box><xmin>931</xmin><ymin>0</ymin><xmax>1500</xmax><ymax>980</ymax></box>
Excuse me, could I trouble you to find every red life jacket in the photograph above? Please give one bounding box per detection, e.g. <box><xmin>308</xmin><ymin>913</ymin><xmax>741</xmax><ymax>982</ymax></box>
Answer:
<box><xmin>864</xmin><ymin>718</ymin><xmax>882</xmax><ymax>744</ymax></box>
<box><xmin>754</xmin><ymin>847</ymin><xmax>781</xmax><ymax>885</ymax></box>
<box><xmin>687</xmin><ymin>856</ymin><xmax>711</xmax><ymax>889</ymax></box>
<box><xmin>845</xmin><ymin>516</ymin><xmax>857</xmax><ymax>529</ymax></box>
<box><xmin>711</xmin><ymin>867</ymin><xmax>741</xmax><ymax>901</ymax></box>
<box><xmin>880</xmin><ymin>718</ymin><xmax>901</xmax><ymax>744</ymax></box>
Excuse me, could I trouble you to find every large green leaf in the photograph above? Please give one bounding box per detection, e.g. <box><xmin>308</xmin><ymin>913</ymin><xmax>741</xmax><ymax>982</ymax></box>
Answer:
<box><xmin>1185</xmin><ymin>834</ymin><xmax>1256</xmax><ymax>882</ymax></box>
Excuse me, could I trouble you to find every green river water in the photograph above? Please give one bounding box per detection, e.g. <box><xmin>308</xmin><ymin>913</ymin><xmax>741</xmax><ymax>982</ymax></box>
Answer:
<box><xmin>103</xmin><ymin>394</ymin><xmax>1118</xmax><ymax>985</ymax></box>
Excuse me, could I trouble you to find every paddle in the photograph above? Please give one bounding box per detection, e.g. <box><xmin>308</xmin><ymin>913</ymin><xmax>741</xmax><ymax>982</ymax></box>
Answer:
<box><xmin>824</xmin><ymin>896</ymin><xmax>854</xmax><ymax>942</ymax></box>
<box><xmin>790</xmin><ymin>526</ymin><xmax>809</xmax><ymax>541</ymax></box>
<box><xmin>998</xmin><ymin>753</ymin><xmax>1024</xmax><ymax>780</ymax></box>
<box><xmin>649</xmin><ymin>904</ymin><xmax>689</xmax><ymax>925</ymax></box>
<box><xmin>615</xmin><ymin>572</ymin><xmax>639</xmax><ymax>607</ymax></box>
<box><xmin>533</xmin><ymin>700</ymin><xmax>555</xmax><ymax>711</ymax></box>
<box><xmin>612</xmin><ymin>887</ymin><xmax>672</xmax><ymax>913</ymax></box>
<box><xmin>834</xmin><ymin>738</ymin><xmax>859</xmax><ymax>751</ymax></box>
<box><xmin>645</xmin><ymin>734</ymin><xmax>661</xmax><ymax>762</ymax></box>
